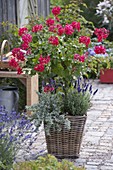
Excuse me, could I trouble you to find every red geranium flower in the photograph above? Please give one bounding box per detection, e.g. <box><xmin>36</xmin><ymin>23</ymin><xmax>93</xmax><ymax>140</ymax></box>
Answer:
<box><xmin>9</xmin><ymin>58</ymin><xmax>18</xmax><ymax>68</ymax></box>
<box><xmin>57</xmin><ymin>26</ymin><xmax>64</xmax><ymax>36</ymax></box>
<box><xmin>21</xmin><ymin>42</ymin><xmax>29</xmax><ymax>50</ymax></box>
<box><xmin>18</xmin><ymin>27</ymin><xmax>28</xmax><ymax>36</ymax></box>
<box><xmin>49</xmin><ymin>25</ymin><xmax>57</xmax><ymax>33</ymax></box>
<box><xmin>34</xmin><ymin>64</ymin><xmax>45</xmax><ymax>72</ymax></box>
<box><xmin>32</xmin><ymin>24</ymin><xmax>43</xmax><ymax>32</ymax></box>
<box><xmin>17</xmin><ymin>67</ymin><xmax>23</xmax><ymax>74</ymax></box>
<box><xmin>71</xmin><ymin>21</ymin><xmax>80</xmax><ymax>32</ymax></box>
<box><xmin>52</xmin><ymin>6</ymin><xmax>61</xmax><ymax>16</ymax></box>
<box><xmin>64</xmin><ymin>24</ymin><xmax>74</xmax><ymax>35</ymax></box>
<box><xmin>79</xmin><ymin>36</ymin><xmax>91</xmax><ymax>48</ymax></box>
<box><xmin>39</xmin><ymin>55</ymin><xmax>50</xmax><ymax>64</ymax></box>
<box><xmin>48</xmin><ymin>36</ymin><xmax>59</xmax><ymax>46</ymax></box>
<box><xmin>22</xmin><ymin>34</ymin><xmax>32</xmax><ymax>43</ymax></box>
<box><xmin>46</xmin><ymin>18</ymin><xmax>55</xmax><ymax>26</ymax></box>
<box><xmin>74</xmin><ymin>54</ymin><xmax>85</xmax><ymax>62</ymax></box>
<box><xmin>12</xmin><ymin>48</ymin><xmax>25</xmax><ymax>61</ymax></box>
<box><xmin>94</xmin><ymin>28</ymin><xmax>109</xmax><ymax>42</ymax></box>
<box><xmin>79</xmin><ymin>55</ymin><xmax>85</xmax><ymax>62</ymax></box>
<box><xmin>94</xmin><ymin>45</ymin><xmax>106</xmax><ymax>54</ymax></box>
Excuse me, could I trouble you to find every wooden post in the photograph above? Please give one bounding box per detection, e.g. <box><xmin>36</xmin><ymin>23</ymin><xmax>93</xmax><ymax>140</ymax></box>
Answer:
<box><xmin>26</xmin><ymin>74</ymin><xmax>38</xmax><ymax>106</ymax></box>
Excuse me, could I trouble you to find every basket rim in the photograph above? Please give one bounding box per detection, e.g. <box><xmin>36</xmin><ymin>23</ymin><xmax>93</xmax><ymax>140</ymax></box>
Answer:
<box><xmin>65</xmin><ymin>114</ymin><xmax>87</xmax><ymax>118</ymax></box>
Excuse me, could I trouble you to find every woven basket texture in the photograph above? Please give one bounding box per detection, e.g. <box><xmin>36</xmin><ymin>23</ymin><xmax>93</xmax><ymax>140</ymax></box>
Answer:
<box><xmin>45</xmin><ymin>115</ymin><xmax>87</xmax><ymax>158</ymax></box>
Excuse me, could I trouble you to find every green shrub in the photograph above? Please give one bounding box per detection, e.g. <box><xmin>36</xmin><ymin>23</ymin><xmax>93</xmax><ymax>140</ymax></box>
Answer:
<box><xmin>14</xmin><ymin>154</ymin><xmax>85</xmax><ymax>170</ymax></box>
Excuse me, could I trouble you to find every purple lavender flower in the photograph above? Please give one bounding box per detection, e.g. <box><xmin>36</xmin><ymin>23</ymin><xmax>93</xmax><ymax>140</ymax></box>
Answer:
<box><xmin>0</xmin><ymin>107</ymin><xmax>38</xmax><ymax>164</ymax></box>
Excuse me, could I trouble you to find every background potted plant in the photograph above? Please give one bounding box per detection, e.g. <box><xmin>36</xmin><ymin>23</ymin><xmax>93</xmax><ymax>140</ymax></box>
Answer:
<box><xmin>86</xmin><ymin>39</ymin><xmax>113</xmax><ymax>83</ymax></box>
<box><xmin>99</xmin><ymin>56</ymin><xmax>113</xmax><ymax>83</ymax></box>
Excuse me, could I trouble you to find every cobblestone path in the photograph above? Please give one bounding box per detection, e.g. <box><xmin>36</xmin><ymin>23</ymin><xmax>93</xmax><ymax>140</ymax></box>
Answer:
<box><xmin>74</xmin><ymin>80</ymin><xmax>113</xmax><ymax>170</ymax></box>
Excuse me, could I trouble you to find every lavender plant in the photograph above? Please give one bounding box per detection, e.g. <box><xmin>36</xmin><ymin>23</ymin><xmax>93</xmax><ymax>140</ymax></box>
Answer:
<box><xmin>27</xmin><ymin>77</ymin><xmax>98</xmax><ymax>135</ymax></box>
<box><xmin>62</xmin><ymin>77</ymin><xmax>98</xmax><ymax>116</ymax></box>
<box><xmin>0</xmin><ymin>106</ymin><xmax>37</xmax><ymax>169</ymax></box>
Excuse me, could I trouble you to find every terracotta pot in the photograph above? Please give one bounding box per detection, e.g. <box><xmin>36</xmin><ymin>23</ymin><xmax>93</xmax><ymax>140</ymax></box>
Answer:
<box><xmin>100</xmin><ymin>69</ymin><xmax>113</xmax><ymax>83</ymax></box>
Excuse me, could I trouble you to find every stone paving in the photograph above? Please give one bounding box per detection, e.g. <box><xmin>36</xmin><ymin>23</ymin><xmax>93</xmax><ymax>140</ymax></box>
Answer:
<box><xmin>16</xmin><ymin>79</ymin><xmax>113</xmax><ymax>170</ymax></box>
<box><xmin>74</xmin><ymin>79</ymin><xmax>113</xmax><ymax>170</ymax></box>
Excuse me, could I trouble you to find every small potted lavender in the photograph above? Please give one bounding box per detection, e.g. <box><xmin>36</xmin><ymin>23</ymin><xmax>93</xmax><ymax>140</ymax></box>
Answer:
<box><xmin>27</xmin><ymin>77</ymin><xmax>98</xmax><ymax>159</ymax></box>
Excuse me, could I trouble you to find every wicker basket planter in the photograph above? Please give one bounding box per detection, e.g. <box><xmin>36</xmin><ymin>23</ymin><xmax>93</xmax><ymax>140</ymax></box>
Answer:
<box><xmin>45</xmin><ymin>115</ymin><xmax>87</xmax><ymax>158</ymax></box>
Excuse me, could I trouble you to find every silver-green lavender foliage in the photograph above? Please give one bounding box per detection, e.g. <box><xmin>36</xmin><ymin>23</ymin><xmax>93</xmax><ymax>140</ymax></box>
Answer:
<box><xmin>26</xmin><ymin>92</ymin><xmax>71</xmax><ymax>135</ymax></box>
<box><xmin>62</xmin><ymin>78</ymin><xmax>98</xmax><ymax>116</ymax></box>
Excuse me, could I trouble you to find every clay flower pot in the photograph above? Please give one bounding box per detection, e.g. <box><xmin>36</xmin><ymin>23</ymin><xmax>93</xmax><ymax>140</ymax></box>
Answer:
<box><xmin>100</xmin><ymin>69</ymin><xmax>113</xmax><ymax>83</ymax></box>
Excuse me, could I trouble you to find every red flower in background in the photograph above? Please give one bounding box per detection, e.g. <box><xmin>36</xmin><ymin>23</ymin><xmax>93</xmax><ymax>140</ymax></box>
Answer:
<box><xmin>12</xmin><ymin>48</ymin><xmax>25</xmax><ymax>61</ymax></box>
<box><xmin>18</xmin><ymin>27</ymin><xmax>28</xmax><ymax>36</ymax></box>
<box><xmin>55</xmin><ymin>16</ymin><xmax>60</xmax><ymax>22</ymax></box>
<box><xmin>17</xmin><ymin>67</ymin><xmax>23</xmax><ymax>74</ymax></box>
<box><xmin>71</xmin><ymin>21</ymin><xmax>80</xmax><ymax>32</ymax></box>
<box><xmin>22</xmin><ymin>34</ymin><xmax>32</xmax><ymax>43</ymax></box>
<box><xmin>48</xmin><ymin>36</ymin><xmax>59</xmax><ymax>46</ymax></box>
<box><xmin>21</xmin><ymin>42</ymin><xmax>29</xmax><ymax>50</ymax></box>
<box><xmin>94</xmin><ymin>45</ymin><xmax>106</xmax><ymax>54</ymax></box>
<box><xmin>34</xmin><ymin>64</ymin><xmax>45</xmax><ymax>72</ymax></box>
<box><xmin>79</xmin><ymin>36</ymin><xmax>91</xmax><ymax>48</ymax></box>
<box><xmin>52</xmin><ymin>6</ymin><xmax>61</xmax><ymax>16</ymax></box>
<box><xmin>46</xmin><ymin>18</ymin><xmax>55</xmax><ymax>26</ymax></box>
<box><xmin>79</xmin><ymin>55</ymin><xmax>85</xmax><ymax>62</ymax></box>
<box><xmin>9</xmin><ymin>58</ymin><xmax>18</xmax><ymax>68</ymax></box>
<box><xmin>49</xmin><ymin>25</ymin><xmax>57</xmax><ymax>33</ymax></box>
<box><xmin>94</xmin><ymin>28</ymin><xmax>109</xmax><ymax>42</ymax></box>
<box><xmin>39</xmin><ymin>55</ymin><xmax>50</xmax><ymax>65</ymax></box>
<box><xmin>64</xmin><ymin>24</ymin><xmax>74</xmax><ymax>35</ymax></box>
<box><xmin>57</xmin><ymin>26</ymin><xmax>64</xmax><ymax>36</ymax></box>
<box><xmin>74</xmin><ymin>54</ymin><xmax>85</xmax><ymax>62</ymax></box>
<box><xmin>32</xmin><ymin>24</ymin><xmax>43</xmax><ymax>32</ymax></box>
